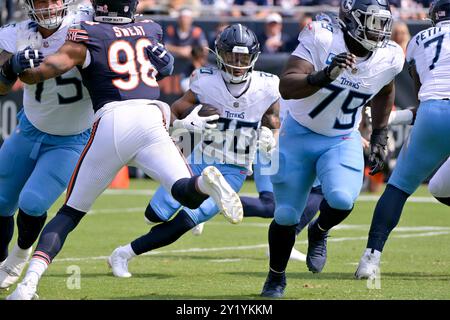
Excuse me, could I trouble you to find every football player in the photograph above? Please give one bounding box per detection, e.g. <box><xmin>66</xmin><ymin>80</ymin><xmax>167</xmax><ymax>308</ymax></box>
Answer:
<box><xmin>261</xmin><ymin>0</ymin><xmax>404</xmax><ymax>298</ymax></box>
<box><xmin>7</xmin><ymin>0</ymin><xmax>242</xmax><ymax>300</ymax></box>
<box><xmin>368</xmin><ymin>105</ymin><xmax>450</xmax><ymax>206</ymax></box>
<box><xmin>0</xmin><ymin>0</ymin><xmax>94</xmax><ymax>290</ymax></box>
<box><xmin>106</xmin><ymin>24</ymin><xmax>286</xmax><ymax>278</ymax></box>
<box><xmin>356</xmin><ymin>0</ymin><xmax>450</xmax><ymax>277</ymax></box>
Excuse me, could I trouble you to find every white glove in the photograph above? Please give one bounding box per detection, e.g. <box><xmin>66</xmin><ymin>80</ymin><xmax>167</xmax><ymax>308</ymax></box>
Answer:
<box><xmin>172</xmin><ymin>104</ymin><xmax>220</xmax><ymax>131</ymax></box>
<box><xmin>257</xmin><ymin>126</ymin><xmax>276</xmax><ymax>160</ymax></box>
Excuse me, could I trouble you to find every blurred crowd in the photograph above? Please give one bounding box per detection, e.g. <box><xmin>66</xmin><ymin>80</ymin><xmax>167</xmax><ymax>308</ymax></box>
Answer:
<box><xmin>136</xmin><ymin>0</ymin><xmax>430</xmax><ymax>20</ymax></box>
<box><xmin>1</xmin><ymin>0</ymin><xmax>432</xmax><ymax>26</ymax></box>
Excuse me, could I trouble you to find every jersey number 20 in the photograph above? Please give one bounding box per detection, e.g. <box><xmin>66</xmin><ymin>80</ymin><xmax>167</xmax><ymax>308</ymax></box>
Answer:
<box><xmin>108</xmin><ymin>39</ymin><xmax>158</xmax><ymax>90</ymax></box>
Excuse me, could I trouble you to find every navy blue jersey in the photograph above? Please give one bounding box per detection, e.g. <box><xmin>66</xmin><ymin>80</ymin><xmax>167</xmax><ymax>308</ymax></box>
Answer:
<box><xmin>67</xmin><ymin>20</ymin><xmax>163</xmax><ymax>112</ymax></box>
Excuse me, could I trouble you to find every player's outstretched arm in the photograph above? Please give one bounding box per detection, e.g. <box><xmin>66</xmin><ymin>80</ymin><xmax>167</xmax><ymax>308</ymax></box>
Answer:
<box><xmin>19</xmin><ymin>41</ymin><xmax>86</xmax><ymax>84</ymax></box>
<box><xmin>279</xmin><ymin>53</ymin><xmax>356</xmax><ymax>100</ymax></box>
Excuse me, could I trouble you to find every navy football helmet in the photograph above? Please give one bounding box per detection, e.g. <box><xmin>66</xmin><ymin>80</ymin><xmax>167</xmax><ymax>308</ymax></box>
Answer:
<box><xmin>429</xmin><ymin>0</ymin><xmax>450</xmax><ymax>26</ymax></box>
<box><xmin>23</xmin><ymin>0</ymin><xmax>73</xmax><ymax>30</ymax></box>
<box><xmin>92</xmin><ymin>0</ymin><xmax>138</xmax><ymax>24</ymax></box>
<box><xmin>213</xmin><ymin>23</ymin><xmax>260</xmax><ymax>84</ymax></box>
<box><xmin>339</xmin><ymin>0</ymin><xmax>393</xmax><ymax>51</ymax></box>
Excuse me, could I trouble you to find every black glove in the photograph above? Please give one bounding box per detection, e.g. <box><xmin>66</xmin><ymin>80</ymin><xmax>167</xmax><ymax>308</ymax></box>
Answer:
<box><xmin>368</xmin><ymin>127</ymin><xmax>389</xmax><ymax>176</ymax></box>
<box><xmin>145</xmin><ymin>41</ymin><xmax>174</xmax><ymax>80</ymax></box>
<box><xmin>307</xmin><ymin>52</ymin><xmax>356</xmax><ymax>87</ymax></box>
<box><xmin>10</xmin><ymin>47</ymin><xmax>44</xmax><ymax>74</ymax></box>
<box><xmin>0</xmin><ymin>47</ymin><xmax>43</xmax><ymax>86</ymax></box>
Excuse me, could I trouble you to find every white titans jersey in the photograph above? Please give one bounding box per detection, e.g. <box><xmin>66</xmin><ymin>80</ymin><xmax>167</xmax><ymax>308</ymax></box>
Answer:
<box><xmin>284</xmin><ymin>21</ymin><xmax>404</xmax><ymax>137</ymax></box>
<box><xmin>189</xmin><ymin>67</ymin><xmax>280</xmax><ymax>170</ymax></box>
<box><xmin>0</xmin><ymin>7</ymin><xmax>94</xmax><ymax>135</ymax></box>
<box><xmin>406</xmin><ymin>22</ymin><xmax>450</xmax><ymax>101</ymax></box>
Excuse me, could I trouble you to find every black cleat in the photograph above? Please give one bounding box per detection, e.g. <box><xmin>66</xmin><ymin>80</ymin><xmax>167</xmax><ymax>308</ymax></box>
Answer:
<box><xmin>260</xmin><ymin>271</ymin><xmax>286</xmax><ymax>298</ymax></box>
<box><xmin>306</xmin><ymin>219</ymin><xmax>329</xmax><ymax>273</ymax></box>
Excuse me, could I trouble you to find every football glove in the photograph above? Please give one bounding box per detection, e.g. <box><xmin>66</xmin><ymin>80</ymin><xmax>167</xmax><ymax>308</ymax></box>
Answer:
<box><xmin>307</xmin><ymin>52</ymin><xmax>356</xmax><ymax>87</ymax></box>
<box><xmin>173</xmin><ymin>105</ymin><xmax>220</xmax><ymax>131</ymax></box>
<box><xmin>0</xmin><ymin>47</ymin><xmax>43</xmax><ymax>86</ymax></box>
<box><xmin>146</xmin><ymin>41</ymin><xmax>174</xmax><ymax>79</ymax></box>
<box><xmin>257</xmin><ymin>126</ymin><xmax>276</xmax><ymax>161</ymax></box>
<box><xmin>368</xmin><ymin>127</ymin><xmax>388</xmax><ymax>176</ymax></box>
<box><xmin>10</xmin><ymin>47</ymin><xmax>44</xmax><ymax>74</ymax></box>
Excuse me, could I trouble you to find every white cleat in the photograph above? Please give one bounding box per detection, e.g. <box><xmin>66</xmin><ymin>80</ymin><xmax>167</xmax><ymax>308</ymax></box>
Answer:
<box><xmin>266</xmin><ymin>247</ymin><xmax>307</xmax><ymax>262</ymax></box>
<box><xmin>355</xmin><ymin>248</ymin><xmax>382</xmax><ymax>279</ymax></box>
<box><xmin>201</xmin><ymin>166</ymin><xmax>243</xmax><ymax>224</ymax></box>
<box><xmin>0</xmin><ymin>244</ymin><xmax>32</xmax><ymax>289</ymax></box>
<box><xmin>6</xmin><ymin>278</ymin><xmax>39</xmax><ymax>300</ymax></box>
<box><xmin>192</xmin><ymin>222</ymin><xmax>205</xmax><ymax>236</ymax></box>
<box><xmin>108</xmin><ymin>247</ymin><xmax>132</xmax><ymax>278</ymax></box>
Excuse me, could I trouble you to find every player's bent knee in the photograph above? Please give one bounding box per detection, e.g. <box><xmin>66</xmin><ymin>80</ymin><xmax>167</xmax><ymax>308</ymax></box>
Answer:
<box><xmin>18</xmin><ymin>190</ymin><xmax>49</xmax><ymax>216</ymax></box>
<box><xmin>274</xmin><ymin>206</ymin><xmax>299</xmax><ymax>226</ymax></box>
<box><xmin>145</xmin><ymin>204</ymin><xmax>168</xmax><ymax>223</ymax></box>
<box><xmin>327</xmin><ymin>190</ymin><xmax>354</xmax><ymax>211</ymax></box>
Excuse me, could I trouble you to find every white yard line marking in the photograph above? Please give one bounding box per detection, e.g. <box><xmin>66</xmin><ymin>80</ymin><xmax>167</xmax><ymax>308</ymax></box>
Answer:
<box><xmin>210</xmin><ymin>259</ymin><xmax>242</xmax><ymax>263</ymax></box>
<box><xmin>54</xmin><ymin>231</ymin><xmax>450</xmax><ymax>264</ymax></box>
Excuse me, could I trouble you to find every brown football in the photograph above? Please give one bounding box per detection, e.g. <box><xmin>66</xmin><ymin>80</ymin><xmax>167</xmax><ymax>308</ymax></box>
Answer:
<box><xmin>181</xmin><ymin>104</ymin><xmax>220</xmax><ymax>123</ymax></box>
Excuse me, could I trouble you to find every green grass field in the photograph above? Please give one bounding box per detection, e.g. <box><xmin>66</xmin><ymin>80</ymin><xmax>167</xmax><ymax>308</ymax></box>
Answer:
<box><xmin>1</xmin><ymin>179</ymin><xmax>449</xmax><ymax>300</ymax></box>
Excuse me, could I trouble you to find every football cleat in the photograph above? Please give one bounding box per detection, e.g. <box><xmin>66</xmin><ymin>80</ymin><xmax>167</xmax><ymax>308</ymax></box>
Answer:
<box><xmin>306</xmin><ymin>219</ymin><xmax>329</xmax><ymax>273</ymax></box>
<box><xmin>200</xmin><ymin>166</ymin><xmax>243</xmax><ymax>224</ymax></box>
<box><xmin>0</xmin><ymin>244</ymin><xmax>32</xmax><ymax>289</ymax></box>
<box><xmin>260</xmin><ymin>271</ymin><xmax>286</xmax><ymax>298</ymax></box>
<box><xmin>266</xmin><ymin>247</ymin><xmax>307</xmax><ymax>262</ymax></box>
<box><xmin>355</xmin><ymin>248</ymin><xmax>381</xmax><ymax>279</ymax></box>
<box><xmin>108</xmin><ymin>246</ymin><xmax>132</xmax><ymax>278</ymax></box>
<box><xmin>191</xmin><ymin>222</ymin><xmax>205</xmax><ymax>236</ymax></box>
<box><xmin>6</xmin><ymin>278</ymin><xmax>39</xmax><ymax>300</ymax></box>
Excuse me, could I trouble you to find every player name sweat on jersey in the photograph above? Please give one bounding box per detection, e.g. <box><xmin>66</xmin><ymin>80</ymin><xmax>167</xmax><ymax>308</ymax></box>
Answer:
<box><xmin>407</xmin><ymin>21</ymin><xmax>450</xmax><ymax>101</ymax></box>
<box><xmin>0</xmin><ymin>7</ymin><xmax>94</xmax><ymax>136</ymax></box>
<box><xmin>66</xmin><ymin>19</ymin><xmax>163</xmax><ymax>112</ymax></box>
<box><xmin>189</xmin><ymin>67</ymin><xmax>280</xmax><ymax>172</ymax></box>
<box><xmin>283</xmin><ymin>21</ymin><xmax>404</xmax><ymax>137</ymax></box>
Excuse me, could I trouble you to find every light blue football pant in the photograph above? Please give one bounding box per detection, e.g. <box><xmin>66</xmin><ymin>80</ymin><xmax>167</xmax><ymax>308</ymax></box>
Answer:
<box><xmin>253</xmin><ymin>150</ymin><xmax>321</xmax><ymax>193</ymax></box>
<box><xmin>0</xmin><ymin>129</ymin><xmax>84</xmax><ymax>217</ymax></box>
<box><xmin>389</xmin><ymin>99</ymin><xmax>450</xmax><ymax>194</ymax></box>
<box><xmin>150</xmin><ymin>158</ymin><xmax>247</xmax><ymax>225</ymax></box>
<box><xmin>271</xmin><ymin>113</ymin><xmax>364</xmax><ymax>226</ymax></box>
